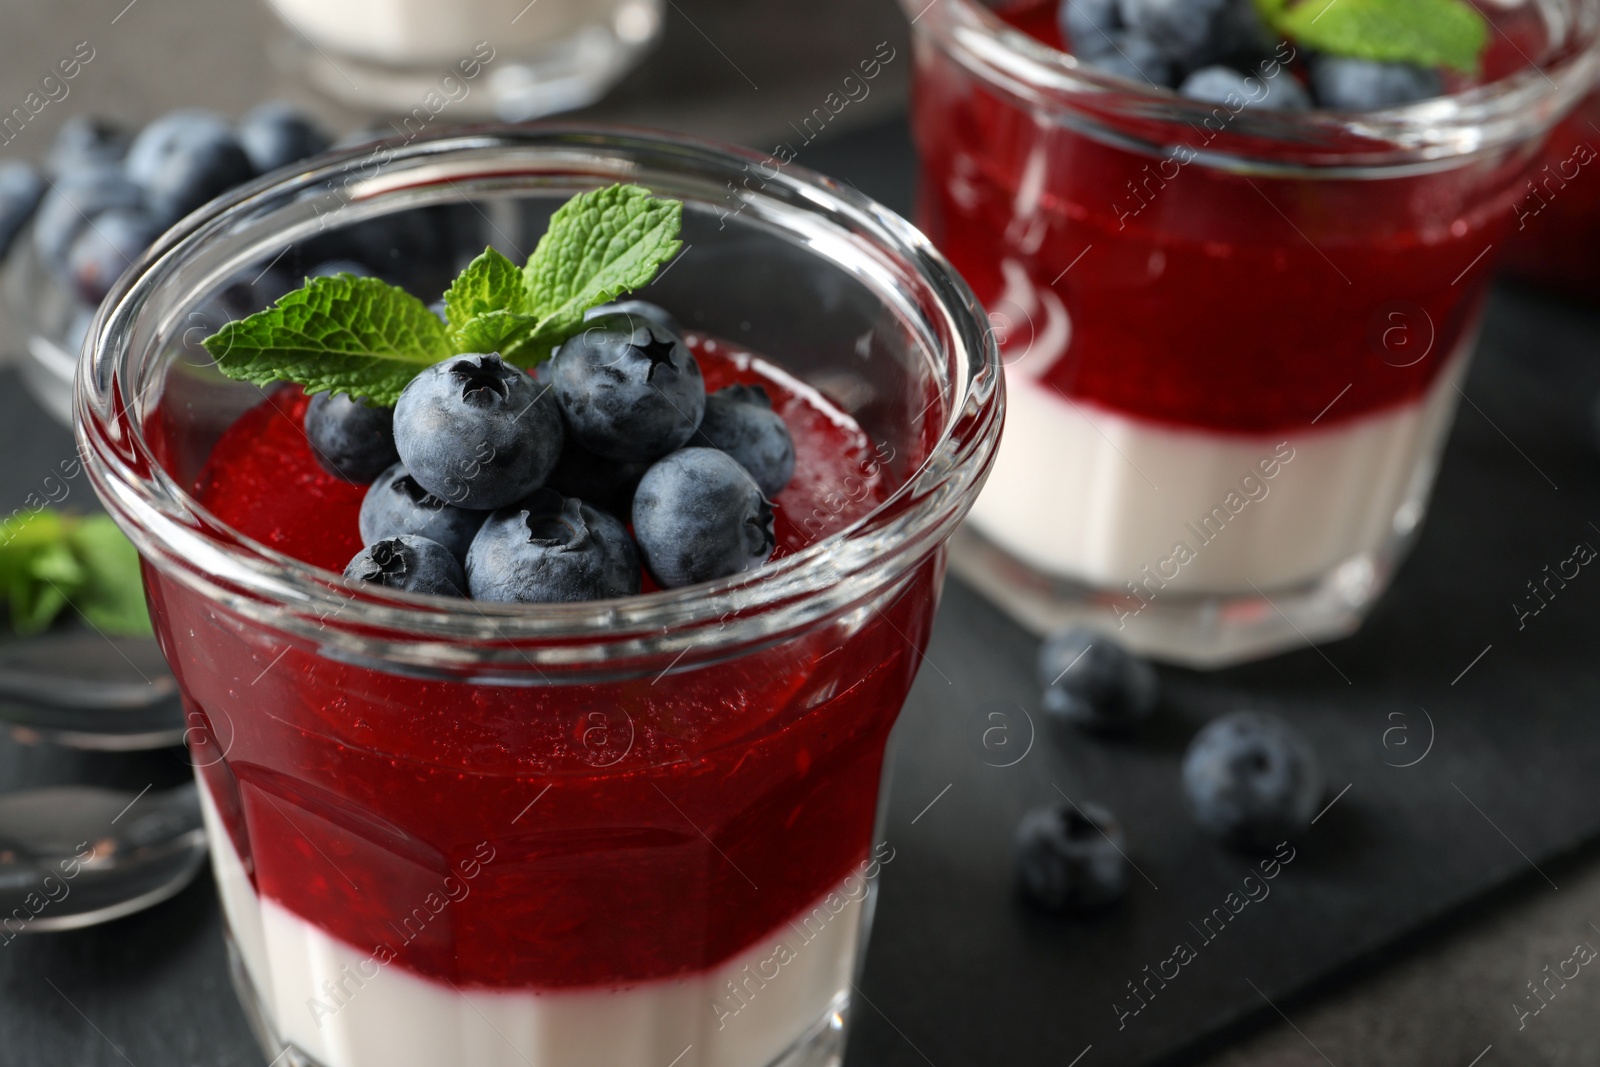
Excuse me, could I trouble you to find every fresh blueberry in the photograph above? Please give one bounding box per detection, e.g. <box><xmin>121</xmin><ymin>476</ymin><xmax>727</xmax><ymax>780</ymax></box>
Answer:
<box><xmin>550</xmin><ymin>313</ymin><xmax>706</xmax><ymax>463</ymax></box>
<box><xmin>304</xmin><ymin>392</ymin><xmax>399</xmax><ymax>483</ymax></box>
<box><xmin>0</xmin><ymin>162</ymin><xmax>45</xmax><ymax>260</ymax></box>
<box><xmin>393</xmin><ymin>353</ymin><xmax>563</xmax><ymax>510</ymax></box>
<box><xmin>237</xmin><ymin>101</ymin><xmax>329</xmax><ymax>174</ymax></box>
<box><xmin>359</xmin><ymin>461</ymin><xmax>487</xmax><ymax>561</ymax></box>
<box><xmin>1080</xmin><ymin>32</ymin><xmax>1176</xmax><ymax>87</ymax></box>
<box><xmin>1119</xmin><ymin>0</ymin><xmax>1265</xmax><ymax>70</ymax></box>
<box><xmin>33</xmin><ymin>166</ymin><xmax>144</xmax><ymax>270</ymax></box>
<box><xmin>547</xmin><ymin>439</ymin><xmax>651</xmax><ymax>520</ymax></box>
<box><xmin>1036</xmin><ymin>627</ymin><xmax>1158</xmax><ymax>732</ymax></box>
<box><xmin>1183</xmin><ymin>711</ymin><xmax>1324</xmax><ymax>851</ymax></box>
<box><xmin>123</xmin><ymin>109</ymin><xmax>232</xmax><ymax>187</ymax></box>
<box><xmin>1016</xmin><ymin>802</ymin><xmax>1128</xmax><ymax>911</ymax></box>
<box><xmin>344</xmin><ymin>535</ymin><xmax>464</xmax><ymax>597</ymax></box>
<box><xmin>46</xmin><ymin>115</ymin><xmax>131</xmax><ymax>173</ymax></box>
<box><xmin>466</xmin><ymin>488</ymin><xmax>641</xmax><ymax>603</ymax></box>
<box><xmin>583</xmin><ymin>298</ymin><xmax>682</xmax><ymax>339</ymax></box>
<box><xmin>138</xmin><ymin>124</ymin><xmax>255</xmax><ymax>227</ymax></box>
<box><xmin>1309</xmin><ymin>56</ymin><xmax>1443</xmax><ymax>110</ymax></box>
<box><xmin>1060</xmin><ymin>0</ymin><xmax>1123</xmax><ymax>53</ymax></box>
<box><xmin>691</xmin><ymin>384</ymin><xmax>795</xmax><ymax>498</ymax></box>
<box><xmin>633</xmin><ymin>447</ymin><xmax>775</xmax><ymax>589</ymax></box>
<box><xmin>65</xmin><ymin>207</ymin><xmax>160</xmax><ymax>305</ymax></box>
<box><xmin>1181</xmin><ymin>65</ymin><xmax>1311</xmax><ymax>109</ymax></box>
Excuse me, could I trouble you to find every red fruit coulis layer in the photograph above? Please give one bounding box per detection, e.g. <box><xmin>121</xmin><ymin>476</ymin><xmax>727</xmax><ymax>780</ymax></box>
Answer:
<box><xmin>910</xmin><ymin>0</ymin><xmax>1540</xmax><ymax>433</ymax></box>
<box><xmin>158</xmin><ymin>338</ymin><xmax>936</xmax><ymax>991</ymax></box>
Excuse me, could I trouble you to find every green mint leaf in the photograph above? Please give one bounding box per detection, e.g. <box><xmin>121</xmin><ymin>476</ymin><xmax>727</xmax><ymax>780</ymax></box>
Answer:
<box><xmin>444</xmin><ymin>247</ymin><xmax>529</xmax><ymax>340</ymax></box>
<box><xmin>0</xmin><ymin>512</ymin><xmax>152</xmax><ymax>637</ymax></box>
<box><xmin>0</xmin><ymin>512</ymin><xmax>75</xmax><ymax>635</ymax></box>
<box><xmin>203</xmin><ymin>274</ymin><xmax>452</xmax><ymax>406</ymax></box>
<box><xmin>1259</xmin><ymin>0</ymin><xmax>1488</xmax><ymax>73</ymax></box>
<box><xmin>518</xmin><ymin>184</ymin><xmax>682</xmax><ymax>365</ymax></box>
<box><xmin>455</xmin><ymin>310</ymin><xmax>540</xmax><ymax>356</ymax></box>
<box><xmin>66</xmin><ymin>516</ymin><xmax>152</xmax><ymax>638</ymax></box>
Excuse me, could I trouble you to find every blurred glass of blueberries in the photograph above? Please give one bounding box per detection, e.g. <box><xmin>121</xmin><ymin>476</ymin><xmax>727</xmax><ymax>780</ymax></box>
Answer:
<box><xmin>1058</xmin><ymin>0</ymin><xmax>1445</xmax><ymax>109</ymax></box>
<box><xmin>6</xmin><ymin>104</ymin><xmax>333</xmax><ymax>319</ymax></box>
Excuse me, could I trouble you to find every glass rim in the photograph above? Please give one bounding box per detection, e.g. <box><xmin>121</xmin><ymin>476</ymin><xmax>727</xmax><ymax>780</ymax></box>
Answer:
<box><xmin>903</xmin><ymin>0</ymin><xmax>1600</xmax><ymax>173</ymax></box>
<box><xmin>74</xmin><ymin>124</ymin><xmax>1004</xmax><ymax>673</ymax></box>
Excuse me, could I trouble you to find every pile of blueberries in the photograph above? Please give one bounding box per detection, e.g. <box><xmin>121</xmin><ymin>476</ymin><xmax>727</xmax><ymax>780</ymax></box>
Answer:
<box><xmin>324</xmin><ymin>301</ymin><xmax>796</xmax><ymax>603</ymax></box>
<box><xmin>1062</xmin><ymin>0</ymin><xmax>1444</xmax><ymax>110</ymax></box>
<box><xmin>0</xmin><ymin>104</ymin><xmax>333</xmax><ymax>343</ymax></box>
<box><xmin>1016</xmin><ymin>627</ymin><xmax>1324</xmax><ymax>911</ymax></box>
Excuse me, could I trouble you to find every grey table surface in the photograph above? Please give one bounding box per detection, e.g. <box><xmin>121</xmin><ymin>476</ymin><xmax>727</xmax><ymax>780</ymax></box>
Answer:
<box><xmin>1</xmin><ymin>1</ymin><xmax>1599</xmax><ymax>1065</ymax></box>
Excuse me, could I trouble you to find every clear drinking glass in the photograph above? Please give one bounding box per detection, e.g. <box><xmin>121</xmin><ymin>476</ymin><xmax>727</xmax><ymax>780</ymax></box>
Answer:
<box><xmin>902</xmin><ymin>0</ymin><xmax>1600</xmax><ymax>666</ymax></box>
<box><xmin>1501</xmin><ymin>81</ymin><xmax>1600</xmax><ymax>298</ymax></box>
<box><xmin>263</xmin><ymin>0</ymin><xmax>664</xmax><ymax>119</ymax></box>
<box><xmin>76</xmin><ymin>127</ymin><xmax>1002</xmax><ymax>1067</ymax></box>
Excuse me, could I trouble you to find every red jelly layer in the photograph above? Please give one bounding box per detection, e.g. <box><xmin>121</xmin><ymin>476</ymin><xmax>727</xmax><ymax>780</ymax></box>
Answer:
<box><xmin>910</xmin><ymin>0</ymin><xmax>1536</xmax><ymax>433</ymax></box>
<box><xmin>159</xmin><ymin>340</ymin><xmax>932</xmax><ymax>990</ymax></box>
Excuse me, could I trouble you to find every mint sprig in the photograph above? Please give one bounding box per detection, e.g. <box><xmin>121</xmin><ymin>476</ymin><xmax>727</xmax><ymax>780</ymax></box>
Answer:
<box><xmin>1255</xmin><ymin>0</ymin><xmax>1488</xmax><ymax>74</ymax></box>
<box><xmin>0</xmin><ymin>511</ymin><xmax>152</xmax><ymax>637</ymax></box>
<box><xmin>205</xmin><ymin>275</ymin><xmax>451</xmax><ymax>405</ymax></box>
<box><xmin>204</xmin><ymin>183</ymin><xmax>684</xmax><ymax>402</ymax></box>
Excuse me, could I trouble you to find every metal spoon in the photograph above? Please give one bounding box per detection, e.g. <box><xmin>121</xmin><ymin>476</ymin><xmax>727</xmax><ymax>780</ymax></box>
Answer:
<box><xmin>0</xmin><ymin>781</ymin><xmax>206</xmax><ymax>932</ymax></box>
<box><xmin>0</xmin><ymin>630</ymin><xmax>184</xmax><ymax>751</ymax></box>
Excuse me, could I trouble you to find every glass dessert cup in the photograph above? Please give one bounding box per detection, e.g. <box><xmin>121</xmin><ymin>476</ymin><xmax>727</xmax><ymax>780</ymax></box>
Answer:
<box><xmin>76</xmin><ymin>127</ymin><xmax>1002</xmax><ymax>1067</ymax></box>
<box><xmin>262</xmin><ymin>0</ymin><xmax>663</xmax><ymax>120</ymax></box>
<box><xmin>903</xmin><ymin>0</ymin><xmax>1600</xmax><ymax>666</ymax></box>
<box><xmin>1501</xmin><ymin>82</ymin><xmax>1600</xmax><ymax>299</ymax></box>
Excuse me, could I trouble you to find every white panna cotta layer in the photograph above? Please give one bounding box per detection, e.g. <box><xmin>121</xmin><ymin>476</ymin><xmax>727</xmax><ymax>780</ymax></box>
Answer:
<box><xmin>970</xmin><ymin>345</ymin><xmax>1471</xmax><ymax>598</ymax></box>
<box><xmin>201</xmin><ymin>785</ymin><xmax>865</xmax><ymax>1067</ymax></box>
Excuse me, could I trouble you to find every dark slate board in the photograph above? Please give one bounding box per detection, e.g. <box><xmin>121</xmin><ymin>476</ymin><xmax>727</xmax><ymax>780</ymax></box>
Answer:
<box><xmin>3</xmin><ymin>117</ymin><xmax>1600</xmax><ymax>1067</ymax></box>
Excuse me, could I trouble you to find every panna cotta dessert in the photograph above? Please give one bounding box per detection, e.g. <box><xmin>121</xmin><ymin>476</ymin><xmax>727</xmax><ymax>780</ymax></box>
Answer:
<box><xmin>904</xmin><ymin>0</ymin><xmax>1600</xmax><ymax>662</ymax></box>
<box><xmin>81</xmin><ymin>147</ymin><xmax>1002</xmax><ymax>1067</ymax></box>
<box><xmin>263</xmin><ymin>0</ymin><xmax>663</xmax><ymax>118</ymax></box>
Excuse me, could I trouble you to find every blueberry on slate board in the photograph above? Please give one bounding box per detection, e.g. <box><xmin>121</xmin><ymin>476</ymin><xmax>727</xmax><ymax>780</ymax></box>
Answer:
<box><xmin>238</xmin><ymin>101</ymin><xmax>329</xmax><ymax>174</ymax></box>
<box><xmin>691</xmin><ymin>384</ymin><xmax>796</xmax><ymax>499</ymax></box>
<box><xmin>547</xmin><ymin>439</ymin><xmax>651</xmax><ymax>521</ymax></box>
<box><xmin>1037</xmin><ymin>626</ymin><xmax>1158</xmax><ymax>732</ymax></box>
<box><xmin>466</xmin><ymin>488</ymin><xmax>642</xmax><ymax>603</ymax></box>
<box><xmin>584</xmin><ymin>298</ymin><xmax>682</xmax><ymax>339</ymax></box>
<box><xmin>46</xmin><ymin>115</ymin><xmax>131</xmax><ymax>173</ymax></box>
<box><xmin>551</xmin><ymin>313</ymin><xmax>705</xmax><ymax>464</ymax></box>
<box><xmin>65</xmin><ymin>208</ymin><xmax>161</xmax><ymax>305</ymax></box>
<box><xmin>359</xmin><ymin>462</ymin><xmax>487</xmax><ymax>562</ymax></box>
<box><xmin>633</xmin><ymin>448</ymin><xmax>775</xmax><ymax>589</ymax></box>
<box><xmin>1180</xmin><ymin>65</ymin><xmax>1312</xmax><ymax>109</ymax></box>
<box><xmin>0</xmin><ymin>162</ymin><xmax>45</xmax><ymax>260</ymax></box>
<box><xmin>393</xmin><ymin>353</ymin><xmax>563</xmax><ymax>511</ymax></box>
<box><xmin>1183</xmin><ymin>711</ymin><xmax>1324</xmax><ymax>852</ymax></box>
<box><xmin>1016</xmin><ymin>801</ymin><xmax>1129</xmax><ymax>910</ymax></box>
<box><xmin>304</xmin><ymin>392</ymin><xmax>399</xmax><ymax>484</ymax></box>
<box><xmin>344</xmin><ymin>535</ymin><xmax>464</xmax><ymax>597</ymax></box>
<box><xmin>1310</xmin><ymin>56</ymin><xmax>1444</xmax><ymax>110</ymax></box>
<box><xmin>34</xmin><ymin>166</ymin><xmax>144</xmax><ymax>269</ymax></box>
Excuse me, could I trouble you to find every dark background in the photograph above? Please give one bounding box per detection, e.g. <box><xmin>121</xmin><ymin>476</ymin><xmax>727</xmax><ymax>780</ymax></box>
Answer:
<box><xmin>2</xmin><ymin>2</ymin><xmax>1600</xmax><ymax>1065</ymax></box>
